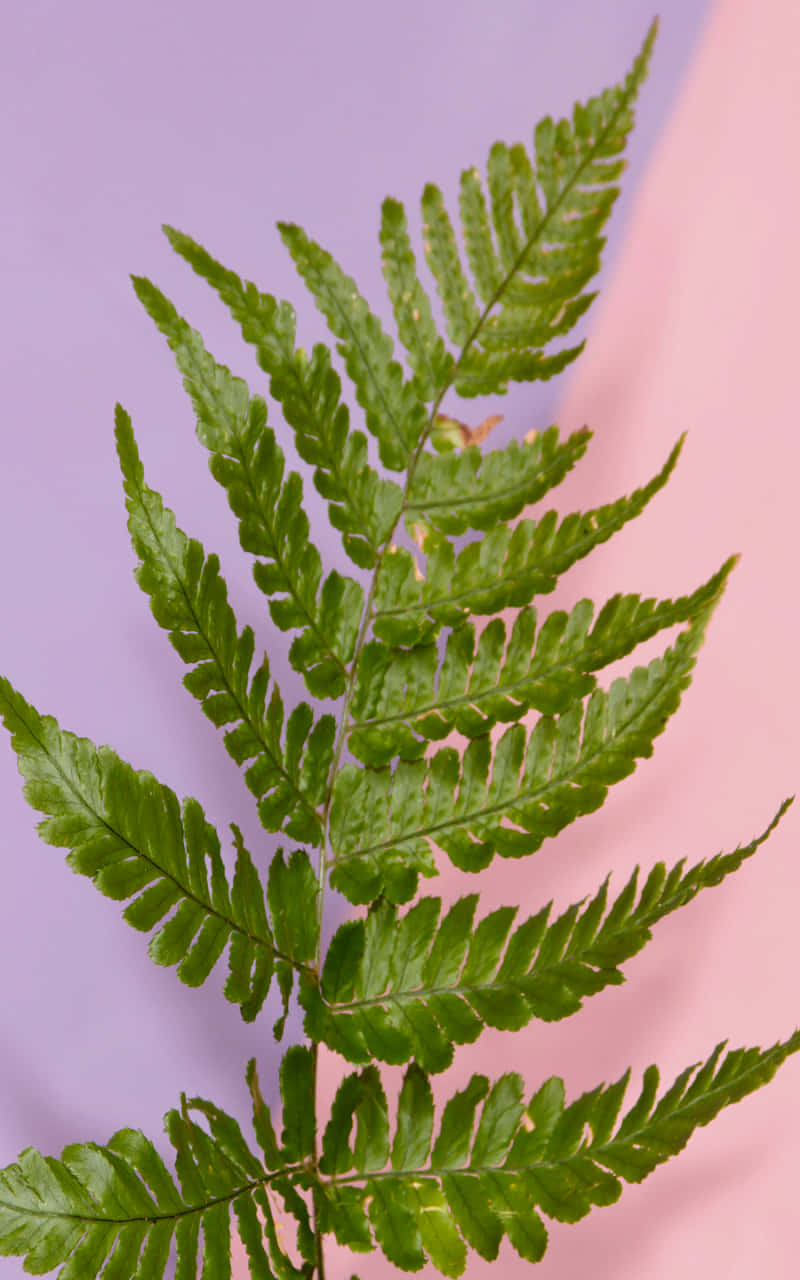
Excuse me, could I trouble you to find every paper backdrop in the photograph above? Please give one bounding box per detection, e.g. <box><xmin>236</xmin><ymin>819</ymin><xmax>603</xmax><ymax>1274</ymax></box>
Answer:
<box><xmin>4</xmin><ymin>1</ymin><xmax>798</xmax><ymax>1277</ymax></box>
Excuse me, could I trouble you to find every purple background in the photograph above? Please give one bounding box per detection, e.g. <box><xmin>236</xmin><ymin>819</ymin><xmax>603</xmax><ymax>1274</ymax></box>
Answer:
<box><xmin>1</xmin><ymin>3</ymin><xmax>710</xmax><ymax>1276</ymax></box>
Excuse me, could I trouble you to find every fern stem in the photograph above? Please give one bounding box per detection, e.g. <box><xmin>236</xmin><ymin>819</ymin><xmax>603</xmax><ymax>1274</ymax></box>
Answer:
<box><xmin>310</xmin><ymin>386</ymin><xmax>441</xmax><ymax>1266</ymax></box>
<box><xmin>310</xmin><ymin>74</ymin><xmax>658</xmax><ymax>1273</ymax></box>
<box><xmin>315</xmin><ymin>46</ymin><xmax>648</xmax><ymax>842</ymax></box>
<box><xmin>309</xmin><ymin>1040</ymin><xmax>327</xmax><ymax>1279</ymax></box>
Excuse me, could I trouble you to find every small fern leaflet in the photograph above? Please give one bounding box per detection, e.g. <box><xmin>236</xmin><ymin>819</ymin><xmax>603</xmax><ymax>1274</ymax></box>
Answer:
<box><xmin>304</xmin><ymin>801</ymin><xmax>791</xmax><ymax>1071</ymax></box>
<box><xmin>277</xmin><ymin>221</ymin><xmax>428</xmax><ymax>472</ymax></box>
<box><xmin>317</xmin><ymin>1034</ymin><xmax>800</xmax><ymax>1272</ymax></box>
<box><xmin>131</xmin><ymin>278</ymin><xmax>363</xmax><ymax>697</ymax></box>
<box><xmin>0</xmin><ymin>1050</ymin><xmax>317</xmax><ymax>1279</ymax></box>
<box><xmin>404</xmin><ymin>422</ymin><xmax>590</xmax><ymax>535</ymax></box>
<box><xmin>160</xmin><ymin>226</ymin><xmax>404</xmax><ymax>569</ymax></box>
<box><xmin>116</xmin><ymin>406</ymin><xmax>333</xmax><ymax>846</ymax></box>
<box><xmin>0</xmin><ymin>678</ymin><xmax>318</xmax><ymax>1021</ymax></box>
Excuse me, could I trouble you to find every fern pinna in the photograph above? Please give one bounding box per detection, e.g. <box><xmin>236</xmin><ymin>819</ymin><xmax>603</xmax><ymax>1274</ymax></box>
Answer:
<box><xmin>0</xmin><ymin>19</ymin><xmax>795</xmax><ymax>1278</ymax></box>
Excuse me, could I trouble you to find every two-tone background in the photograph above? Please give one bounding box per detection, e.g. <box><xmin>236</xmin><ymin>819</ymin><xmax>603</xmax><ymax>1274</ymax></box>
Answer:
<box><xmin>2</xmin><ymin>2</ymin><xmax>798</xmax><ymax>1275</ymax></box>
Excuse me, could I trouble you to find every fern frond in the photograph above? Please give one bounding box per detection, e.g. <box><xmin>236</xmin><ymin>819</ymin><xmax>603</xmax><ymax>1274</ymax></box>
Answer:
<box><xmin>405</xmin><ymin>422</ymin><xmax>590</xmax><ymax>535</ymax></box>
<box><xmin>318</xmin><ymin>1031</ymin><xmax>800</xmax><ymax>1271</ymax></box>
<box><xmin>0</xmin><ymin>1051</ymin><xmax>316</xmax><ymax>1279</ymax></box>
<box><xmin>4</xmin><ymin>19</ymin><xmax>795</xmax><ymax>1279</ymax></box>
<box><xmin>115</xmin><ymin>405</ymin><xmax>332</xmax><ymax>846</ymax></box>
<box><xmin>161</xmin><ymin>225</ymin><xmax>403</xmax><ymax>569</ymax></box>
<box><xmin>303</xmin><ymin>801</ymin><xmax>791</xmax><ymax>1071</ymax></box>
<box><xmin>277</xmin><ymin>221</ymin><xmax>429</xmax><ymax>470</ymax></box>
<box><xmin>350</xmin><ymin>558</ymin><xmax>733</xmax><ymax>766</ymax></box>
<box><xmin>131</xmin><ymin>278</ymin><xmax>362</xmax><ymax>696</ymax></box>
<box><xmin>372</xmin><ymin>435</ymin><xmax>684</xmax><ymax>647</ymax></box>
<box><xmin>330</xmin><ymin>612</ymin><xmax>714</xmax><ymax>903</ymax></box>
<box><xmin>0</xmin><ymin>678</ymin><xmax>319</xmax><ymax>1021</ymax></box>
<box><xmin>411</xmin><ymin>22</ymin><xmax>657</xmax><ymax>401</ymax></box>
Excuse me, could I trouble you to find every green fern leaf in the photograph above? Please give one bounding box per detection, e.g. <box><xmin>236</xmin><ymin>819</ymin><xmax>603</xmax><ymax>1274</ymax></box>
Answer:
<box><xmin>414</xmin><ymin>22</ymin><xmax>656</xmax><ymax>401</ymax></box>
<box><xmin>265</xmin><ymin>848</ymin><xmax>320</xmax><ymax>1040</ymax></box>
<box><xmin>248</xmin><ymin>1053</ymin><xmax>318</xmax><ymax>1271</ymax></box>
<box><xmin>318</xmin><ymin>1032</ymin><xmax>800</xmax><ymax>1270</ymax></box>
<box><xmin>277</xmin><ymin>221</ymin><xmax>428</xmax><ymax>470</ymax></box>
<box><xmin>420</xmin><ymin>182</ymin><xmax>482</xmax><ymax>349</ymax></box>
<box><xmin>0</xmin><ymin>1057</ymin><xmax>318</xmax><ymax>1279</ymax></box>
<box><xmin>131</xmin><ymin>277</ymin><xmax>362</xmax><ymax>696</ymax></box>
<box><xmin>379</xmin><ymin>196</ymin><xmax>455</xmax><ymax>400</ymax></box>
<box><xmin>331</xmin><ymin>610</ymin><xmax>715</xmax><ymax>903</ymax></box>
<box><xmin>453</xmin><ymin>343</ymin><xmax>587</xmax><ymax>396</ymax></box>
<box><xmin>0</xmin><ymin>678</ymin><xmax>318</xmax><ymax>1021</ymax></box>
<box><xmin>405</xmin><ymin>422</ymin><xmax>590</xmax><ymax>535</ymax></box>
<box><xmin>487</xmin><ymin>141</ymin><xmax>525</xmax><ymax>270</ymax></box>
<box><xmin>372</xmin><ymin>435</ymin><xmax>684</xmax><ymax>647</ymax></box>
<box><xmin>161</xmin><ymin>226</ymin><xmax>403</xmax><ymax>569</ymax></box>
<box><xmin>349</xmin><ymin>558</ymin><xmax>733</xmax><ymax>766</ymax></box>
<box><xmin>115</xmin><ymin>405</ymin><xmax>332</xmax><ymax>845</ymax></box>
<box><xmin>245</xmin><ymin>1058</ymin><xmax>282</xmax><ymax>1169</ymax></box>
<box><xmin>459</xmin><ymin>163</ymin><xmax>505</xmax><ymax>305</ymax></box>
<box><xmin>304</xmin><ymin>801</ymin><xmax>791</xmax><ymax>1070</ymax></box>
<box><xmin>277</xmin><ymin>1045</ymin><xmax>316</xmax><ymax>1164</ymax></box>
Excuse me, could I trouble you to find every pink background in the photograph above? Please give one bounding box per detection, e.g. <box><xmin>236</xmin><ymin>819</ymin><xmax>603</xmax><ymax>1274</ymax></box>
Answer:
<box><xmin>2</xmin><ymin>1</ymin><xmax>798</xmax><ymax>1276</ymax></box>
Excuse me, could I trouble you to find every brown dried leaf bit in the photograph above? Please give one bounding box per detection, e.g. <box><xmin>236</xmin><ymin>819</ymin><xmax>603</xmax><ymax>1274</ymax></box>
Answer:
<box><xmin>433</xmin><ymin>412</ymin><xmax>503</xmax><ymax>450</ymax></box>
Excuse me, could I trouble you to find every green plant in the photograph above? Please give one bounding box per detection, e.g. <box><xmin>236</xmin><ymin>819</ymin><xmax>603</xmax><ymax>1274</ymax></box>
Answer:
<box><xmin>0</xmin><ymin>18</ymin><xmax>795</xmax><ymax>1278</ymax></box>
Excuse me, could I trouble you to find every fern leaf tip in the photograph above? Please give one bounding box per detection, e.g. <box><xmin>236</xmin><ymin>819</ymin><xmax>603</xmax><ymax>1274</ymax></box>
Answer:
<box><xmin>129</xmin><ymin>272</ymin><xmax>156</xmax><ymax>303</ymax></box>
<box><xmin>112</xmin><ymin>403</ymin><xmax>136</xmax><ymax>462</ymax></box>
<box><xmin>768</xmin><ymin>795</ymin><xmax>795</xmax><ymax>827</ymax></box>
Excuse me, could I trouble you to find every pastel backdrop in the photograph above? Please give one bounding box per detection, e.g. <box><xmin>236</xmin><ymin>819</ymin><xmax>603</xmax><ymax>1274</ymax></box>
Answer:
<box><xmin>2</xmin><ymin>2</ymin><xmax>797</xmax><ymax>1277</ymax></box>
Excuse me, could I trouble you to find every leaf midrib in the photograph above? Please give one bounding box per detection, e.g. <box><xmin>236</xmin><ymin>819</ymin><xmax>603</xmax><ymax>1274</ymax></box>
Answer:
<box><xmin>0</xmin><ymin>1164</ymin><xmax>303</xmax><ymax>1227</ymax></box>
